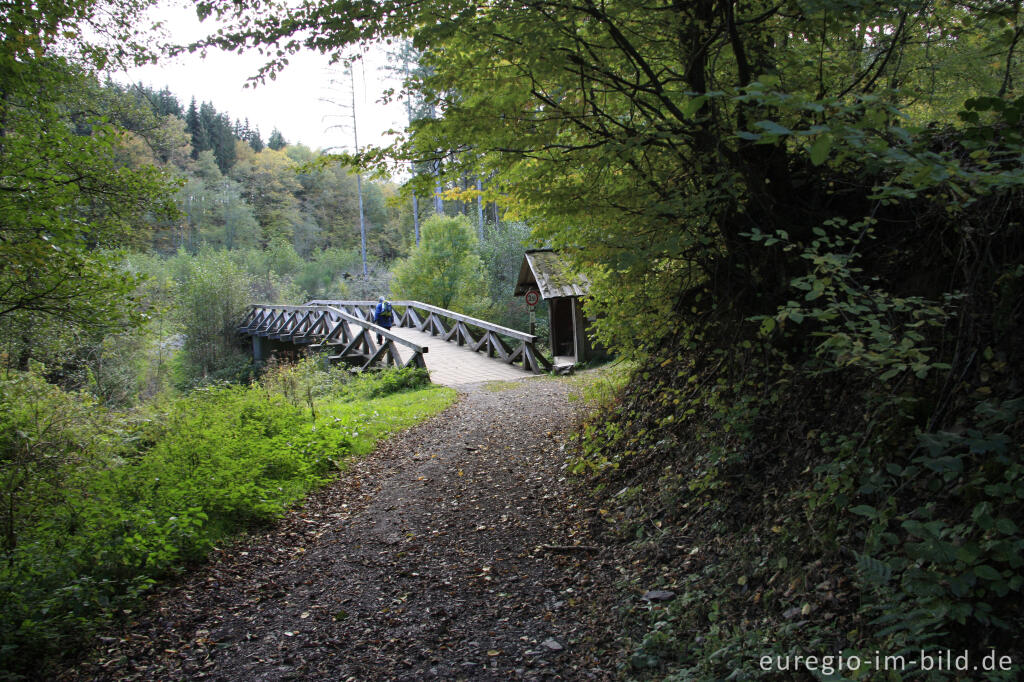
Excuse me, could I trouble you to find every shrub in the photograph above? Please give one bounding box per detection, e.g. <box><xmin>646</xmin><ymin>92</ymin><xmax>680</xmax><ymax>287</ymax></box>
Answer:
<box><xmin>177</xmin><ymin>249</ymin><xmax>254</xmax><ymax>382</ymax></box>
<box><xmin>348</xmin><ymin>366</ymin><xmax>431</xmax><ymax>399</ymax></box>
<box><xmin>390</xmin><ymin>215</ymin><xmax>492</xmax><ymax>317</ymax></box>
<box><xmin>0</xmin><ymin>372</ymin><xmax>346</xmax><ymax>673</ymax></box>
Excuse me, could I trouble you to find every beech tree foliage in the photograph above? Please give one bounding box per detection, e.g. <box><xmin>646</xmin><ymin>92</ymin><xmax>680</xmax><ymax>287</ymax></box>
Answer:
<box><xmin>390</xmin><ymin>214</ymin><xmax>491</xmax><ymax>314</ymax></box>
<box><xmin>0</xmin><ymin>0</ymin><xmax>177</xmax><ymax>337</ymax></box>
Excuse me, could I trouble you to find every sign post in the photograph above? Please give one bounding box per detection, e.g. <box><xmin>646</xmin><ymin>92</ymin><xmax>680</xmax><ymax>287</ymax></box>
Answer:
<box><xmin>525</xmin><ymin>289</ymin><xmax>540</xmax><ymax>336</ymax></box>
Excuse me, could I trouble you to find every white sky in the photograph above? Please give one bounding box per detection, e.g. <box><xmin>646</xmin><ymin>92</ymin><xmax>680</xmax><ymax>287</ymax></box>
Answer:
<box><xmin>118</xmin><ymin>1</ymin><xmax>408</xmax><ymax>155</ymax></box>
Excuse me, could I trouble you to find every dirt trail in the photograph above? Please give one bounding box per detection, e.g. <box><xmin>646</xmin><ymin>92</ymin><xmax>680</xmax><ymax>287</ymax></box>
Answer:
<box><xmin>63</xmin><ymin>378</ymin><xmax>619</xmax><ymax>681</ymax></box>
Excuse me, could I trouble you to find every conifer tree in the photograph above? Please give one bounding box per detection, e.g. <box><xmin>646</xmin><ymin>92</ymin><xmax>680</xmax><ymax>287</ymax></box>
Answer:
<box><xmin>268</xmin><ymin>127</ymin><xmax>287</xmax><ymax>150</ymax></box>
<box><xmin>185</xmin><ymin>98</ymin><xmax>209</xmax><ymax>159</ymax></box>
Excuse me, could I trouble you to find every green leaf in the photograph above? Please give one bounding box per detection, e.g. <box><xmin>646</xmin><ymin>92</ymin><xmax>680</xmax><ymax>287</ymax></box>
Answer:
<box><xmin>682</xmin><ymin>96</ymin><xmax>706</xmax><ymax>117</ymax></box>
<box><xmin>902</xmin><ymin>519</ymin><xmax>928</xmax><ymax>538</ymax></box>
<box><xmin>850</xmin><ymin>505</ymin><xmax>879</xmax><ymax>519</ymax></box>
<box><xmin>855</xmin><ymin>553</ymin><xmax>892</xmax><ymax>585</ymax></box>
<box><xmin>995</xmin><ymin>517</ymin><xmax>1018</xmax><ymax>534</ymax></box>
<box><xmin>955</xmin><ymin>543</ymin><xmax>979</xmax><ymax>564</ymax></box>
<box><xmin>754</xmin><ymin>120</ymin><xmax>791</xmax><ymax>136</ymax></box>
<box><xmin>974</xmin><ymin>565</ymin><xmax>1002</xmax><ymax>581</ymax></box>
<box><xmin>921</xmin><ymin>455</ymin><xmax>963</xmax><ymax>475</ymax></box>
<box><xmin>809</xmin><ymin>133</ymin><xmax>833</xmax><ymax>166</ymax></box>
<box><xmin>805</xmin><ymin>278</ymin><xmax>827</xmax><ymax>301</ymax></box>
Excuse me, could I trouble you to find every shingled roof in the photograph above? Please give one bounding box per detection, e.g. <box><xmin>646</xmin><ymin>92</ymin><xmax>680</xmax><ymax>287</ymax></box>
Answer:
<box><xmin>514</xmin><ymin>248</ymin><xmax>590</xmax><ymax>299</ymax></box>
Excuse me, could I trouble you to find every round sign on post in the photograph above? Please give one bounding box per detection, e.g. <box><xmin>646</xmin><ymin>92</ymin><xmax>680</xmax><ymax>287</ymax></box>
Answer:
<box><xmin>525</xmin><ymin>289</ymin><xmax>540</xmax><ymax>336</ymax></box>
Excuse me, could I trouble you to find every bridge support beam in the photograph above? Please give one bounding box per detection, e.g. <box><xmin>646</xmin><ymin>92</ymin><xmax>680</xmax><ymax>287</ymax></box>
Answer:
<box><xmin>253</xmin><ymin>335</ymin><xmax>268</xmax><ymax>365</ymax></box>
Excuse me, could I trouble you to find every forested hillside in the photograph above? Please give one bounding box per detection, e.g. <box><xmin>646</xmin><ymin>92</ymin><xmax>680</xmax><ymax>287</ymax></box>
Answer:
<box><xmin>200</xmin><ymin>0</ymin><xmax>1024</xmax><ymax>678</ymax></box>
<box><xmin>3</xmin><ymin>65</ymin><xmax>537</xmax><ymax>391</ymax></box>
<box><xmin>116</xmin><ymin>84</ymin><xmax>409</xmax><ymax>260</ymax></box>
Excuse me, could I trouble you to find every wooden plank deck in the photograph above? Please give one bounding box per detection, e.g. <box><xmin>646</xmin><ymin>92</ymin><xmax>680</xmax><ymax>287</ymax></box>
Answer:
<box><xmin>389</xmin><ymin>326</ymin><xmax>536</xmax><ymax>387</ymax></box>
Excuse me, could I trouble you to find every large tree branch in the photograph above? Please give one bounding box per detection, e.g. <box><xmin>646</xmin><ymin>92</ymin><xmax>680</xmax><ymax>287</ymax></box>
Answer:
<box><xmin>570</xmin><ymin>0</ymin><xmax>693</xmax><ymax>127</ymax></box>
<box><xmin>725</xmin><ymin>0</ymin><xmax>753</xmax><ymax>87</ymax></box>
<box><xmin>838</xmin><ymin>9</ymin><xmax>909</xmax><ymax>98</ymax></box>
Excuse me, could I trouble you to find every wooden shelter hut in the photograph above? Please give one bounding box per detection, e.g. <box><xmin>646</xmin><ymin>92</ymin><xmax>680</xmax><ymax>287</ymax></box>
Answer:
<box><xmin>514</xmin><ymin>248</ymin><xmax>602</xmax><ymax>366</ymax></box>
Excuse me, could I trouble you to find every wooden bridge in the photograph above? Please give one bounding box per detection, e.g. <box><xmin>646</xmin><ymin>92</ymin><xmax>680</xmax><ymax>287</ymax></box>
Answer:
<box><xmin>237</xmin><ymin>300</ymin><xmax>552</xmax><ymax>386</ymax></box>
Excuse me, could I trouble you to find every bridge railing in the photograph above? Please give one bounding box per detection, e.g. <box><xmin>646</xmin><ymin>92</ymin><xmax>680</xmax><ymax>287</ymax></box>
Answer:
<box><xmin>305</xmin><ymin>300</ymin><xmax>552</xmax><ymax>374</ymax></box>
<box><xmin>237</xmin><ymin>303</ymin><xmax>427</xmax><ymax>371</ymax></box>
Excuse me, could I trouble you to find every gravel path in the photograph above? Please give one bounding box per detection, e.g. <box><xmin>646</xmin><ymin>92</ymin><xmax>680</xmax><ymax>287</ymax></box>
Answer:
<box><xmin>62</xmin><ymin>378</ymin><xmax>619</xmax><ymax>681</ymax></box>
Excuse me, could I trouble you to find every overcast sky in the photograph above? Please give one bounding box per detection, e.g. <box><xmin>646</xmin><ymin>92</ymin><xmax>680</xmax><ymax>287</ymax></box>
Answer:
<box><xmin>119</xmin><ymin>2</ymin><xmax>408</xmax><ymax>155</ymax></box>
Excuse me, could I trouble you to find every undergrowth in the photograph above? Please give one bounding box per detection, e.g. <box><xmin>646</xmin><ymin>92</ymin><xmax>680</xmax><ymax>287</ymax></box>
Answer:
<box><xmin>579</xmin><ymin>347</ymin><xmax>1022</xmax><ymax>681</ymax></box>
<box><xmin>0</xmin><ymin>360</ymin><xmax>452</xmax><ymax>676</ymax></box>
<box><xmin>570</xmin><ymin>105</ymin><xmax>1024</xmax><ymax>680</ymax></box>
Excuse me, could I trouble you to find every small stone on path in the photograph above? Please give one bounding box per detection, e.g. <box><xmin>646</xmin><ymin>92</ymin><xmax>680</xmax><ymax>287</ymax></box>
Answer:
<box><xmin>541</xmin><ymin>637</ymin><xmax>564</xmax><ymax>651</ymax></box>
<box><xmin>642</xmin><ymin>589</ymin><xmax>676</xmax><ymax>602</ymax></box>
